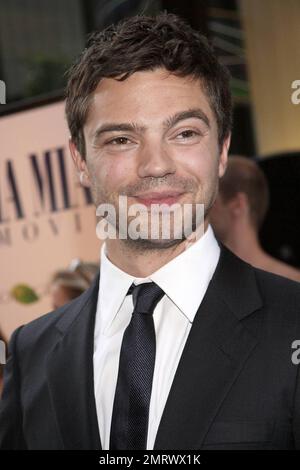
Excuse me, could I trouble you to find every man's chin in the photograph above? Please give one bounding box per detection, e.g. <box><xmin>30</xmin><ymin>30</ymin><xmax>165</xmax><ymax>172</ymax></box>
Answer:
<box><xmin>121</xmin><ymin>235</ymin><xmax>186</xmax><ymax>251</ymax></box>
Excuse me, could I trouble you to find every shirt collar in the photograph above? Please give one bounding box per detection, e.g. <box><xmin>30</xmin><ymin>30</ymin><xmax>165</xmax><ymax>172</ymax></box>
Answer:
<box><xmin>98</xmin><ymin>244</ymin><xmax>138</xmax><ymax>335</ymax></box>
<box><xmin>149</xmin><ymin>224</ymin><xmax>220</xmax><ymax>322</ymax></box>
<box><xmin>98</xmin><ymin>224</ymin><xmax>220</xmax><ymax>333</ymax></box>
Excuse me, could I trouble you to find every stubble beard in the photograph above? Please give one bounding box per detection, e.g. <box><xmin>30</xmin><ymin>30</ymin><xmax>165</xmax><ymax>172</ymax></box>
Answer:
<box><xmin>91</xmin><ymin>176</ymin><xmax>219</xmax><ymax>254</ymax></box>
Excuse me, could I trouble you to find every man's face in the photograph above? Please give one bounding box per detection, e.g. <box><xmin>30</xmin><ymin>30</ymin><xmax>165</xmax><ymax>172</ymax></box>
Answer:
<box><xmin>72</xmin><ymin>68</ymin><xmax>229</xmax><ymax>249</ymax></box>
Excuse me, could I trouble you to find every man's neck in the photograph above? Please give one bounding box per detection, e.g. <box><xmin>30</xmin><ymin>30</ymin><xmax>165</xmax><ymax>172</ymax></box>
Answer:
<box><xmin>224</xmin><ymin>222</ymin><xmax>265</xmax><ymax>265</ymax></box>
<box><xmin>104</xmin><ymin>220</ymin><xmax>209</xmax><ymax>278</ymax></box>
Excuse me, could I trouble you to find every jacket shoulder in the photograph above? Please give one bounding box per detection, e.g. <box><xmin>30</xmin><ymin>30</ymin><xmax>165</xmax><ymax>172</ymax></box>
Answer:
<box><xmin>219</xmin><ymin>244</ymin><xmax>300</xmax><ymax>325</ymax></box>
<box><xmin>15</xmin><ymin>289</ymin><xmax>92</xmax><ymax>354</ymax></box>
<box><xmin>221</xmin><ymin>243</ymin><xmax>300</xmax><ymax>300</ymax></box>
<box><xmin>250</xmin><ymin>264</ymin><xmax>300</xmax><ymax>328</ymax></box>
<box><xmin>254</xmin><ymin>265</ymin><xmax>300</xmax><ymax>299</ymax></box>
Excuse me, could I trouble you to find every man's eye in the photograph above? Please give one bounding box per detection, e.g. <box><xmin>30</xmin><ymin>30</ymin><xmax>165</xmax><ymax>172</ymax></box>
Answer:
<box><xmin>177</xmin><ymin>130</ymin><xmax>199</xmax><ymax>139</ymax></box>
<box><xmin>108</xmin><ymin>137</ymin><xmax>131</xmax><ymax>145</ymax></box>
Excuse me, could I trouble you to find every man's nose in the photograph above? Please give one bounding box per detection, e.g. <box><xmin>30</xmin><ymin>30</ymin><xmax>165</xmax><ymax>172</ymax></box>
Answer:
<box><xmin>137</xmin><ymin>141</ymin><xmax>176</xmax><ymax>179</ymax></box>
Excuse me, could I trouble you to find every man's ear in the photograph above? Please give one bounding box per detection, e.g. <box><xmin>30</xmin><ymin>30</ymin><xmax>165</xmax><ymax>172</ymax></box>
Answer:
<box><xmin>230</xmin><ymin>192</ymin><xmax>249</xmax><ymax>218</ymax></box>
<box><xmin>218</xmin><ymin>133</ymin><xmax>231</xmax><ymax>178</ymax></box>
<box><xmin>69</xmin><ymin>138</ymin><xmax>91</xmax><ymax>188</ymax></box>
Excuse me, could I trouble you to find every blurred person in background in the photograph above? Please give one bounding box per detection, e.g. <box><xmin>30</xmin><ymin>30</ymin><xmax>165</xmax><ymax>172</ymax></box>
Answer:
<box><xmin>49</xmin><ymin>261</ymin><xmax>99</xmax><ymax>309</ymax></box>
<box><xmin>71</xmin><ymin>260</ymin><xmax>100</xmax><ymax>285</ymax></box>
<box><xmin>49</xmin><ymin>270</ymin><xmax>90</xmax><ymax>310</ymax></box>
<box><xmin>210</xmin><ymin>156</ymin><xmax>300</xmax><ymax>282</ymax></box>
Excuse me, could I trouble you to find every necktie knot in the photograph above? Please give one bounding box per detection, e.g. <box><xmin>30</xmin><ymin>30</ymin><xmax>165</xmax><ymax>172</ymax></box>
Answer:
<box><xmin>127</xmin><ymin>282</ymin><xmax>165</xmax><ymax>315</ymax></box>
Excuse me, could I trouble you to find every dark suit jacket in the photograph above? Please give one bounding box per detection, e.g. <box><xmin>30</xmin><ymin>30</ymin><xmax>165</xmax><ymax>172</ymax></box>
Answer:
<box><xmin>1</xmin><ymin>245</ymin><xmax>300</xmax><ymax>450</ymax></box>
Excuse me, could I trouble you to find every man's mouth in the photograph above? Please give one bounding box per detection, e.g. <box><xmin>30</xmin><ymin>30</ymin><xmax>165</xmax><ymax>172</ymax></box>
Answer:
<box><xmin>131</xmin><ymin>190</ymin><xmax>185</xmax><ymax>207</ymax></box>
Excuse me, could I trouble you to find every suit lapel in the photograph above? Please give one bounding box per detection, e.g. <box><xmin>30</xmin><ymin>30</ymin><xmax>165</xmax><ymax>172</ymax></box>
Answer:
<box><xmin>154</xmin><ymin>245</ymin><xmax>263</xmax><ymax>450</ymax></box>
<box><xmin>46</xmin><ymin>272</ymin><xmax>102</xmax><ymax>450</ymax></box>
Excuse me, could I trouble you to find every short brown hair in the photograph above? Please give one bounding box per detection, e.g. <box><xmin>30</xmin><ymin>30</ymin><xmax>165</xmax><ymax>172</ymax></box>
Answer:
<box><xmin>65</xmin><ymin>12</ymin><xmax>232</xmax><ymax>158</ymax></box>
<box><xmin>219</xmin><ymin>156</ymin><xmax>270</xmax><ymax>230</ymax></box>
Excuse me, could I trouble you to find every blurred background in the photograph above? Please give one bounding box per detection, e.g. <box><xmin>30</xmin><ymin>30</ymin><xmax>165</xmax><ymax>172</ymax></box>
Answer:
<box><xmin>0</xmin><ymin>0</ymin><xmax>300</xmax><ymax>342</ymax></box>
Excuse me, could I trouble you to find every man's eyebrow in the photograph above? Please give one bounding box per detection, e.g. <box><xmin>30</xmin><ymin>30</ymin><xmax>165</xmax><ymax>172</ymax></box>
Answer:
<box><xmin>163</xmin><ymin>108</ymin><xmax>210</xmax><ymax>130</ymax></box>
<box><xmin>92</xmin><ymin>123</ymin><xmax>146</xmax><ymax>141</ymax></box>
<box><xmin>92</xmin><ymin>108</ymin><xmax>210</xmax><ymax>141</ymax></box>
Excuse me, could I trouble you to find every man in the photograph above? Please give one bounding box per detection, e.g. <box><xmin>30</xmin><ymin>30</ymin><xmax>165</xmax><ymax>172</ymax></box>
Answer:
<box><xmin>210</xmin><ymin>155</ymin><xmax>300</xmax><ymax>282</ymax></box>
<box><xmin>1</xmin><ymin>13</ymin><xmax>300</xmax><ymax>450</ymax></box>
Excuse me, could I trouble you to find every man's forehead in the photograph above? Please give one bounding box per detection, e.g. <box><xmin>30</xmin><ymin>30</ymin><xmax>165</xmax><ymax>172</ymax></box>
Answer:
<box><xmin>85</xmin><ymin>70</ymin><xmax>214</xmax><ymax>131</ymax></box>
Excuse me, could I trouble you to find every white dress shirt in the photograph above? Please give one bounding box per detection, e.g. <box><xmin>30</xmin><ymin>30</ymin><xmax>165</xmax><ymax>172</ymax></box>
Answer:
<box><xmin>93</xmin><ymin>224</ymin><xmax>220</xmax><ymax>450</ymax></box>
